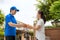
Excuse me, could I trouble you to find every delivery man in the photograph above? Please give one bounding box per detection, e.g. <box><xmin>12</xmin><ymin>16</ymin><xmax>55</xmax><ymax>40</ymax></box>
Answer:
<box><xmin>5</xmin><ymin>6</ymin><xmax>27</xmax><ymax>40</ymax></box>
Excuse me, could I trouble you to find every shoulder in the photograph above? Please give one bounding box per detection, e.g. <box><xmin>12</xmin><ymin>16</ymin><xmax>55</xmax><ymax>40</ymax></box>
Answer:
<box><xmin>39</xmin><ymin>19</ymin><xmax>44</xmax><ymax>22</ymax></box>
<box><xmin>5</xmin><ymin>14</ymin><xmax>11</xmax><ymax>21</ymax></box>
<box><xmin>5</xmin><ymin>14</ymin><xmax>11</xmax><ymax>18</ymax></box>
<box><xmin>38</xmin><ymin>19</ymin><xmax>44</xmax><ymax>24</ymax></box>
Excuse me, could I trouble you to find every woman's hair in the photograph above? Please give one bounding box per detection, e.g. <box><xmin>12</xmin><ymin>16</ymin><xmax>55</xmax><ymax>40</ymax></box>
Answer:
<box><xmin>38</xmin><ymin>10</ymin><xmax>46</xmax><ymax>24</ymax></box>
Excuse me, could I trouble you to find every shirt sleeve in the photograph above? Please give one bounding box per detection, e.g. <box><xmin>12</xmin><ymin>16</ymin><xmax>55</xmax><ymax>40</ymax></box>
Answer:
<box><xmin>36</xmin><ymin>19</ymin><xmax>44</xmax><ymax>27</ymax></box>
<box><xmin>37</xmin><ymin>20</ymin><xmax>42</xmax><ymax>26</ymax></box>
<box><xmin>5</xmin><ymin>16</ymin><xmax>12</xmax><ymax>23</ymax></box>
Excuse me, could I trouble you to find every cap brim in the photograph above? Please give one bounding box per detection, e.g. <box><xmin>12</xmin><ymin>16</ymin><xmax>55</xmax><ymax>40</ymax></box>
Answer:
<box><xmin>16</xmin><ymin>9</ymin><xmax>19</xmax><ymax>12</ymax></box>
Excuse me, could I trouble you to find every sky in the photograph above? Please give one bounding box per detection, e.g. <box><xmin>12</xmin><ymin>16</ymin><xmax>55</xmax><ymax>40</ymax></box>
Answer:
<box><xmin>0</xmin><ymin>0</ymin><xmax>52</xmax><ymax>26</ymax></box>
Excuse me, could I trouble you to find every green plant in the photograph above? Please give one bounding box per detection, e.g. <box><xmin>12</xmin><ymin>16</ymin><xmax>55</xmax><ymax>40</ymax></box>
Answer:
<box><xmin>49</xmin><ymin>1</ymin><xmax>60</xmax><ymax>21</ymax></box>
<box><xmin>28</xmin><ymin>31</ymin><xmax>34</xmax><ymax>36</ymax></box>
<box><xmin>36</xmin><ymin>0</ymin><xmax>59</xmax><ymax>21</ymax></box>
<box><xmin>0</xmin><ymin>10</ymin><xmax>5</xmax><ymax>25</ymax></box>
<box><xmin>0</xmin><ymin>28</ymin><xmax>4</xmax><ymax>36</ymax></box>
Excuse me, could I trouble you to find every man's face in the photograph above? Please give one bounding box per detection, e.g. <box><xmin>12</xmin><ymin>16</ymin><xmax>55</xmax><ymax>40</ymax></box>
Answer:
<box><xmin>11</xmin><ymin>10</ymin><xmax>17</xmax><ymax>15</ymax></box>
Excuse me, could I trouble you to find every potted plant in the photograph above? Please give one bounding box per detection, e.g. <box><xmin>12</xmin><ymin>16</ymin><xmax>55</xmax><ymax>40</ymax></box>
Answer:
<box><xmin>49</xmin><ymin>1</ymin><xmax>60</xmax><ymax>27</ymax></box>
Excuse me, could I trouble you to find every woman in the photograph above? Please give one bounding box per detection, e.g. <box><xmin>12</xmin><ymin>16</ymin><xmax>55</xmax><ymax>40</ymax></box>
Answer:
<box><xmin>27</xmin><ymin>10</ymin><xmax>46</xmax><ymax>40</ymax></box>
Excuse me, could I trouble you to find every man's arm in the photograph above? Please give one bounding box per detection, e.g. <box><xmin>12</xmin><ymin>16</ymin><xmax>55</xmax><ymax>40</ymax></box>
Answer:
<box><xmin>8</xmin><ymin>22</ymin><xmax>27</xmax><ymax>28</ymax></box>
<box><xmin>6</xmin><ymin>16</ymin><xmax>27</xmax><ymax>28</ymax></box>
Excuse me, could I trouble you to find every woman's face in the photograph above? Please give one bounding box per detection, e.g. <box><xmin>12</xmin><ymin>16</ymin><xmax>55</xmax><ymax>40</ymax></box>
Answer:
<box><xmin>37</xmin><ymin>13</ymin><xmax>41</xmax><ymax>19</ymax></box>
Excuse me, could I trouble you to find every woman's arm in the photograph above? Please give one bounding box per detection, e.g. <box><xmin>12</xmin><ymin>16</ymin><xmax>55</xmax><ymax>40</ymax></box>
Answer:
<box><xmin>33</xmin><ymin>25</ymin><xmax>41</xmax><ymax>30</ymax></box>
<box><xmin>27</xmin><ymin>25</ymin><xmax>41</xmax><ymax>30</ymax></box>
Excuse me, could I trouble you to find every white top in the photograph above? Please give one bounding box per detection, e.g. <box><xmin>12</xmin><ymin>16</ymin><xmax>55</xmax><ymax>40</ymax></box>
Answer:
<box><xmin>35</xmin><ymin>19</ymin><xmax>45</xmax><ymax>40</ymax></box>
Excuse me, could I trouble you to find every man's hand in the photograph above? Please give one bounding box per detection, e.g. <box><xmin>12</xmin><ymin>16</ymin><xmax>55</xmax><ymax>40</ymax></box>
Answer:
<box><xmin>19</xmin><ymin>22</ymin><xmax>27</xmax><ymax>27</ymax></box>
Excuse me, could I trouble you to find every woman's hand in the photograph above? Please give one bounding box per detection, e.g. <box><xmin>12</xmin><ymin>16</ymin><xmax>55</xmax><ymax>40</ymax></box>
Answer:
<box><xmin>26</xmin><ymin>24</ymin><xmax>33</xmax><ymax>29</ymax></box>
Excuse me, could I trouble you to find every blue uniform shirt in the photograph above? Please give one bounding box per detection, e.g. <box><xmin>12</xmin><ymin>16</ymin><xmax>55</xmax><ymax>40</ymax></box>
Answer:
<box><xmin>5</xmin><ymin>13</ymin><xmax>17</xmax><ymax>36</ymax></box>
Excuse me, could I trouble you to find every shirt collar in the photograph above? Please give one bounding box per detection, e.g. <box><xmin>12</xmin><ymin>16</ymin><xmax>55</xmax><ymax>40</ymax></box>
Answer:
<box><xmin>9</xmin><ymin>13</ymin><xmax>14</xmax><ymax>17</ymax></box>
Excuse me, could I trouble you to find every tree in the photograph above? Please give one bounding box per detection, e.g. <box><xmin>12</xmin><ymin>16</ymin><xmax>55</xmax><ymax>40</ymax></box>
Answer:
<box><xmin>49</xmin><ymin>1</ymin><xmax>60</xmax><ymax>21</ymax></box>
<box><xmin>0</xmin><ymin>10</ymin><xmax>4</xmax><ymax>25</ymax></box>
<box><xmin>36</xmin><ymin>0</ymin><xmax>59</xmax><ymax>21</ymax></box>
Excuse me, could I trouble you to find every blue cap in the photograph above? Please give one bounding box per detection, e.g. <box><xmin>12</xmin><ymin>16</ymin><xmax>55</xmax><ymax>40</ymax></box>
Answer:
<box><xmin>10</xmin><ymin>6</ymin><xmax>19</xmax><ymax>12</ymax></box>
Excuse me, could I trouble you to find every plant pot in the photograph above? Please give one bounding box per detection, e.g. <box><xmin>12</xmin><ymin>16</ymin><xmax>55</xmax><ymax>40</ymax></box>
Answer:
<box><xmin>45</xmin><ymin>27</ymin><xmax>60</xmax><ymax>40</ymax></box>
<box><xmin>56</xmin><ymin>22</ymin><xmax>60</xmax><ymax>27</ymax></box>
<box><xmin>51</xmin><ymin>21</ymin><xmax>60</xmax><ymax>27</ymax></box>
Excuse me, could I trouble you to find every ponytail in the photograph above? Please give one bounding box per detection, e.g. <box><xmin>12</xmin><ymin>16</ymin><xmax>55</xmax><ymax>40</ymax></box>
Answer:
<box><xmin>38</xmin><ymin>10</ymin><xmax>46</xmax><ymax>24</ymax></box>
